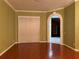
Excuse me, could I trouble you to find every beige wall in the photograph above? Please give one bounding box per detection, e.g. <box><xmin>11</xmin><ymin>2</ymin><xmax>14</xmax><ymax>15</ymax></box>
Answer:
<box><xmin>64</xmin><ymin>3</ymin><xmax>75</xmax><ymax>48</ymax></box>
<box><xmin>15</xmin><ymin>9</ymin><xmax>65</xmax><ymax>42</ymax></box>
<box><xmin>0</xmin><ymin>0</ymin><xmax>15</xmax><ymax>53</ymax></box>
<box><xmin>15</xmin><ymin>12</ymin><xmax>47</xmax><ymax>41</ymax></box>
<box><xmin>75</xmin><ymin>1</ymin><xmax>79</xmax><ymax>49</ymax></box>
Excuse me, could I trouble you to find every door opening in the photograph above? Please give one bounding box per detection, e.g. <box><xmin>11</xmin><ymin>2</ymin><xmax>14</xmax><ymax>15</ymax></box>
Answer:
<box><xmin>51</xmin><ymin>16</ymin><xmax>60</xmax><ymax>44</ymax></box>
<box><xmin>47</xmin><ymin>12</ymin><xmax>63</xmax><ymax>45</ymax></box>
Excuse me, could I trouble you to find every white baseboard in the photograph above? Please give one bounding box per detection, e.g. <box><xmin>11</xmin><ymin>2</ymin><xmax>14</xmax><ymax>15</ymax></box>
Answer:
<box><xmin>1</xmin><ymin>42</ymin><xmax>79</xmax><ymax>56</ymax></box>
<box><xmin>15</xmin><ymin>42</ymin><xmax>39</xmax><ymax>44</ymax></box>
<box><xmin>15</xmin><ymin>41</ymin><xmax>48</xmax><ymax>44</ymax></box>
<box><xmin>40</xmin><ymin>41</ymin><xmax>48</xmax><ymax>43</ymax></box>
<box><xmin>0</xmin><ymin>42</ymin><xmax>16</xmax><ymax>56</ymax></box>
<box><xmin>64</xmin><ymin>44</ymin><xmax>79</xmax><ymax>52</ymax></box>
<box><xmin>15</xmin><ymin>41</ymin><xmax>40</xmax><ymax>44</ymax></box>
<box><xmin>15</xmin><ymin>41</ymin><xmax>64</xmax><ymax>44</ymax></box>
<box><xmin>64</xmin><ymin>44</ymin><xmax>74</xmax><ymax>50</ymax></box>
<box><xmin>74</xmin><ymin>49</ymin><xmax>79</xmax><ymax>52</ymax></box>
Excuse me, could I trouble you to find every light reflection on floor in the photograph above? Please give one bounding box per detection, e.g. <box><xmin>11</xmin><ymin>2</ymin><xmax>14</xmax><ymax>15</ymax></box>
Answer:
<box><xmin>48</xmin><ymin>43</ymin><xmax>53</xmax><ymax>58</ymax></box>
<box><xmin>49</xmin><ymin>37</ymin><xmax>60</xmax><ymax>58</ymax></box>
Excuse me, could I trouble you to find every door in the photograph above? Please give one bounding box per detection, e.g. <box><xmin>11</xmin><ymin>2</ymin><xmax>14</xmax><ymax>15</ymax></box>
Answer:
<box><xmin>18</xmin><ymin>16</ymin><xmax>40</xmax><ymax>43</ymax></box>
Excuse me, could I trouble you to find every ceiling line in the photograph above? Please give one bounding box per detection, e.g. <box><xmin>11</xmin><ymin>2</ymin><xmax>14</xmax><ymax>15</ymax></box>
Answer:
<box><xmin>15</xmin><ymin>7</ymin><xmax>64</xmax><ymax>13</ymax></box>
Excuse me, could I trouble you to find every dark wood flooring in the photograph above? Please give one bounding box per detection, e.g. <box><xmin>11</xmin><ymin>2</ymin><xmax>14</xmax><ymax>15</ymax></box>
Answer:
<box><xmin>0</xmin><ymin>43</ymin><xmax>79</xmax><ymax>59</ymax></box>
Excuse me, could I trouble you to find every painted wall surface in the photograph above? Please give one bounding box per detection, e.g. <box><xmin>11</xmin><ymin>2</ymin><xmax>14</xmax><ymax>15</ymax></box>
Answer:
<box><xmin>15</xmin><ymin>12</ymin><xmax>47</xmax><ymax>41</ymax></box>
<box><xmin>0</xmin><ymin>0</ymin><xmax>15</xmax><ymax>53</ymax></box>
<box><xmin>75</xmin><ymin>1</ymin><xmax>79</xmax><ymax>49</ymax></box>
<box><xmin>64</xmin><ymin>3</ymin><xmax>75</xmax><ymax>48</ymax></box>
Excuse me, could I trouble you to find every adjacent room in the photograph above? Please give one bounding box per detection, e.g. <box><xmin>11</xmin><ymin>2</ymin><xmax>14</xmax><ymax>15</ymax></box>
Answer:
<box><xmin>0</xmin><ymin>0</ymin><xmax>79</xmax><ymax>59</ymax></box>
<box><xmin>49</xmin><ymin>15</ymin><xmax>61</xmax><ymax>44</ymax></box>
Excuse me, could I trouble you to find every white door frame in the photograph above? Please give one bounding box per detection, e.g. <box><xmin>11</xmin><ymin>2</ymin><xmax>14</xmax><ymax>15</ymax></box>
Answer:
<box><xmin>47</xmin><ymin>12</ymin><xmax>63</xmax><ymax>45</ymax></box>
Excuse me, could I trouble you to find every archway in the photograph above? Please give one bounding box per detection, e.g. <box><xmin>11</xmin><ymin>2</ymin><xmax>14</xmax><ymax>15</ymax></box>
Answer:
<box><xmin>47</xmin><ymin>12</ymin><xmax>63</xmax><ymax>45</ymax></box>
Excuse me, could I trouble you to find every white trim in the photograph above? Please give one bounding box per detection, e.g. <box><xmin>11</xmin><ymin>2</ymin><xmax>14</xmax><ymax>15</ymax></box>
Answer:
<box><xmin>75</xmin><ymin>0</ymin><xmax>79</xmax><ymax>2</ymax></box>
<box><xmin>40</xmin><ymin>41</ymin><xmax>49</xmax><ymax>43</ymax></box>
<box><xmin>16</xmin><ymin>41</ymin><xmax>47</xmax><ymax>43</ymax></box>
<box><xmin>64</xmin><ymin>44</ymin><xmax>79</xmax><ymax>52</ymax></box>
<box><xmin>14</xmin><ymin>42</ymin><xmax>18</xmax><ymax>44</ymax></box>
<box><xmin>15</xmin><ymin>7</ymin><xmax>64</xmax><ymax>13</ymax></box>
<box><xmin>15</xmin><ymin>10</ymin><xmax>48</xmax><ymax>13</ymax></box>
<box><xmin>74</xmin><ymin>49</ymin><xmax>79</xmax><ymax>52</ymax></box>
<box><xmin>15</xmin><ymin>41</ymin><xmax>64</xmax><ymax>44</ymax></box>
<box><xmin>1</xmin><ymin>42</ymin><xmax>79</xmax><ymax>56</ymax></box>
<box><xmin>15</xmin><ymin>41</ymin><xmax>48</xmax><ymax>44</ymax></box>
<box><xmin>0</xmin><ymin>42</ymin><xmax>16</xmax><ymax>56</ymax></box>
<box><xmin>47</xmin><ymin>12</ymin><xmax>63</xmax><ymax>45</ymax></box>
<box><xmin>64</xmin><ymin>44</ymin><xmax>75</xmax><ymax>51</ymax></box>
<box><xmin>48</xmin><ymin>7</ymin><xmax>64</xmax><ymax>12</ymax></box>
<box><xmin>4</xmin><ymin>0</ymin><xmax>16</xmax><ymax>11</ymax></box>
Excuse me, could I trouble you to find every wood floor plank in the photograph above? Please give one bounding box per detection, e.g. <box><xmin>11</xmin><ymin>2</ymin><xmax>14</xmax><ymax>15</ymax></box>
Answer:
<box><xmin>0</xmin><ymin>43</ymin><xmax>79</xmax><ymax>59</ymax></box>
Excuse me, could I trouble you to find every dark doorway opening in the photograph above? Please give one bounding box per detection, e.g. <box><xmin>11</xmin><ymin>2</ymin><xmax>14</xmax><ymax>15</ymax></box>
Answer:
<box><xmin>51</xmin><ymin>18</ymin><xmax>60</xmax><ymax>37</ymax></box>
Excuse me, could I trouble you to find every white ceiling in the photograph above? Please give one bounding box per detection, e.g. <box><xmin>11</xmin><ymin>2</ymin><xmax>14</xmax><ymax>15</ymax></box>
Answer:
<box><xmin>5</xmin><ymin>0</ymin><xmax>74</xmax><ymax>11</ymax></box>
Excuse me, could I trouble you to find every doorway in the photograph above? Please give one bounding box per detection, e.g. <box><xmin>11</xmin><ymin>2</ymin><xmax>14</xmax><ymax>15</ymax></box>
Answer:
<box><xmin>47</xmin><ymin>12</ymin><xmax>63</xmax><ymax>44</ymax></box>
<box><xmin>51</xmin><ymin>17</ymin><xmax>60</xmax><ymax>44</ymax></box>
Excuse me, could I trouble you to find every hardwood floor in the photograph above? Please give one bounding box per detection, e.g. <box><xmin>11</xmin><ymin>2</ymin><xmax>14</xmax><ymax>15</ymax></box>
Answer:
<box><xmin>0</xmin><ymin>43</ymin><xmax>79</xmax><ymax>59</ymax></box>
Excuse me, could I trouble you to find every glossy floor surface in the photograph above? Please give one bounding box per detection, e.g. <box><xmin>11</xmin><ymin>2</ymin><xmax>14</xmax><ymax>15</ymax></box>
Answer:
<box><xmin>0</xmin><ymin>43</ymin><xmax>79</xmax><ymax>59</ymax></box>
